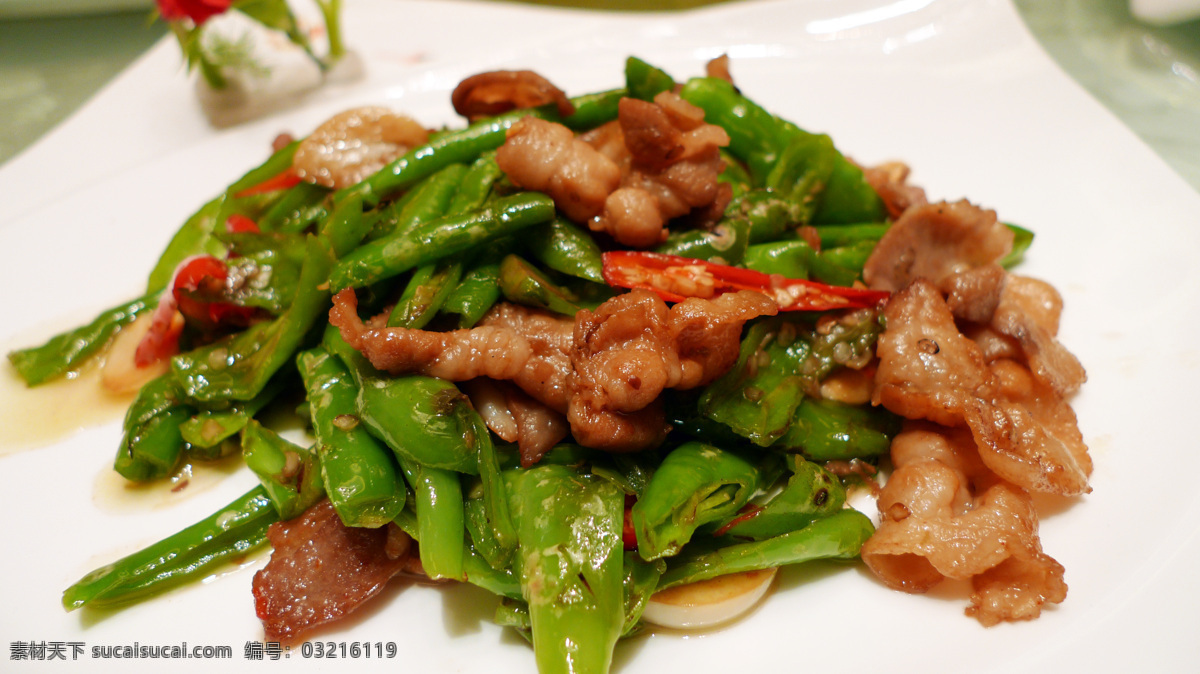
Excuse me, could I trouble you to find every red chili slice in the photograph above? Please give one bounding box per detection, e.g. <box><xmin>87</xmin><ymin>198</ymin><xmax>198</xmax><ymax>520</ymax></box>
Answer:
<box><xmin>622</xmin><ymin>495</ymin><xmax>638</xmax><ymax>551</ymax></box>
<box><xmin>233</xmin><ymin>168</ymin><xmax>302</xmax><ymax>198</ymax></box>
<box><xmin>225</xmin><ymin>213</ymin><xmax>261</xmax><ymax>234</ymax></box>
<box><xmin>601</xmin><ymin>251</ymin><xmax>889</xmax><ymax>311</ymax></box>
<box><xmin>172</xmin><ymin>255</ymin><xmax>255</xmax><ymax>329</ymax></box>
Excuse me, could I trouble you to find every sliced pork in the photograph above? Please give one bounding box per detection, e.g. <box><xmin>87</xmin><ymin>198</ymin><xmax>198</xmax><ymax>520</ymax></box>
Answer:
<box><xmin>252</xmin><ymin>500</ymin><xmax>411</xmax><ymax>642</ymax></box>
<box><xmin>862</xmin><ymin>200</ymin><xmax>1013</xmax><ymax>293</ymax></box>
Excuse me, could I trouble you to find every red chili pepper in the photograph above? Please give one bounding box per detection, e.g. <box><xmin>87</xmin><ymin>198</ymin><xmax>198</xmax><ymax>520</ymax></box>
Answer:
<box><xmin>224</xmin><ymin>213</ymin><xmax>260</xmax><ymax>234</ymax></box>
<box><xmin>622</xmin><ymin>495</ymin><xmax>638</xmax><ymax>551</ymax></box>
<box><xmin>172</xmin><ymin>255</ymin><xmax>256</xmax><ymax>329</ymax></box>
<box><xmin>233</xmin><ymin>168</ymin><xmax>302</xmax><ymax>198</ymax></box>
<box><xmin>601</xmin><ymin>251</ymin><xmax>889</xmax><ymax>311</ymax></box>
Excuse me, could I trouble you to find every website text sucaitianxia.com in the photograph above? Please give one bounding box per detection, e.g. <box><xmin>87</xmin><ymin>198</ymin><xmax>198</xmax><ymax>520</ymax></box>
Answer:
<box><xmin>10</xmin><ymin>640</ymin><xmax>400</xmax><ymax>661</ymax></box>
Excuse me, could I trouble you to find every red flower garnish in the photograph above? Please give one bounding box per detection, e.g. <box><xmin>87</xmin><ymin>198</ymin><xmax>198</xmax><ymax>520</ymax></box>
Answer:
<box><xmin>157</xmin><ymin>0</ymin><xmax>231</xmax><ymax>25</ymax></box>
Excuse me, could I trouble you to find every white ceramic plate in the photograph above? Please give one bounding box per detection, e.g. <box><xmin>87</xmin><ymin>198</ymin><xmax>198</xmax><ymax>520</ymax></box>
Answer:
<box><xmin>3</xmin><ymin>0</ymin><xmax>1199</xmax><ymax>672</ymax></box>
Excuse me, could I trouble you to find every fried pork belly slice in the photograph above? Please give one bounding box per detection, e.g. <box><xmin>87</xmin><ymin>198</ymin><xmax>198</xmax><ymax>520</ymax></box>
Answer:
<box><xmin>572</xmin><ymin>289</ymin><xmax>777</xmax><ymax>410</ymax></box>
<box><xmin>451</xmin><ymin>70</ymin><xmax>574</xmax><ymax>122</ymax></box>
<box><xmin>873</xmin><ymin>280</ymin><xmax>1091</xmax><ymax>496</ymax></box>
<box><xmin>992</xmin><ymin>275</ymin><xmax>1087</xmax><ymax>395</ymax></box>
<box><xmin>572</xmin><ymin>289</ymin><xmax>679</xmax><ymax>416</ymax></box>
<box><xmin>253</xmin><ymin>500</ymin><xmax>411</xmax><ymax>642</ymax></box>
<box><xmin>569</xmin><ymin>289</ymin><xmax>776</xmax><ymax>452</ymax></box>
<box><xmin>942</xmin><ymin>264</ymin><xmax>1006</xmax><ymax>324</ymax></box>
<box><xmin>861</xmin><ymin>424</ymin><xmax>1067</xmax><ymax>625</ymax></box>
<box><xmin>329</xmin><ymin>290</ymin><xmax>575</xmax><ymax>412</ymax></box>
<box><xmin>705</xmin><ymin>53</ymin><xmax>734</xmax><ymax>84</ymax></box>
<box><xmin>464</xmin><ymin>379</ymin><xmax>568</xmax><ymax>467</ymax></box>
<box><xmin>496</xmin><ymin>116</ymin><xmax>621</xmax><ymax>222</ymax></box>
<box><xmin>293</xmin><ymin>107</ymin><xmax>429</xmax><ymax>189</ymax></box>
<box><xmin>568</xmin><ymin>290</ymin><xmax>676</xmax><ymax>451</ymax></box>
<box><xmin>568</xmin><ymin>395</ymin><xmax>671</xmax><ymax>454</ymax></box>
<box><xmin>873</xmin><ymin>279</ymin><xmax>995</xmax><ymax>428</ymax></box>
<box><xmin>944</xmin><ymin>266</ymin><xmax>1087</xmax><ymax>396</ymax></box>
<box><xmin>966</xmin><ymin>359</ymin><xmax>1092</xmax><ymax>496</ymax></box>
<box><xmin>588</xmin><ymin>93</ymin><xmax>731</xmax><ymax>247</ymax></box>
<box><xmin>862</xmin><ymin>161</ymin><xmax>928</xmax><ymax>220</ymax></box>
<box><xmin>862</xmin><ymin>200</ymin><xmax>1013</xmax><ymax>293</ymax></box>
<box><xmin>506</xmin><ymin>385</ymin><xmax>570</xmax><ymax>466</ymax></box>
<box><xmin>670</xmin><ymin>291</ymin><xmax>780</xmax><ymax>389</ymax></box>
<box><xmin>477</xmin><ymin>301</ymin><xmax>576</xmax><ymax>412</ymax></box>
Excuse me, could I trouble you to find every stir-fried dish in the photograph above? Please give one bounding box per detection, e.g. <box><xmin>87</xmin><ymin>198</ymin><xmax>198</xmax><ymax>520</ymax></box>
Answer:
<box><xmin>9</xmin><ymin>56</ymin><xmax>1089</xmax><ymax>671</ymax></box>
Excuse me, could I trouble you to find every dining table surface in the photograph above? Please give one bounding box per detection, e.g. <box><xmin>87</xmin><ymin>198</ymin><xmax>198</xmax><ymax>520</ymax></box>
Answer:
<box><xmin>1</xmin><ymin>0</ymin><xmax>1198</xmax><ymax>193</ymax></box>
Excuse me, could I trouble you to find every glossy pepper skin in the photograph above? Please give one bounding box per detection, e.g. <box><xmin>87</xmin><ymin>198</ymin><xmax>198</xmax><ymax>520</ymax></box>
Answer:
<box><xmin>62</xmin><ymin>486</ymin><xmax>279</xmax><ymax>610</ymax></box>
<box><xmin>172</xmin><ymin>235</ymin><xmax>335</xmax><ymax>403</ymax></box>
<box><xmin>657</xmin><ymin>509</ymin><xmax>875</xmax><ymax>590</ymax></box>
<box><xmin>679</xmin><ymin>76</ymin><xmax>885</xmax><ymax>225</ymax></box>
<box><xmin>715</xmin><ymin>454</ymin><xmax>848</xmax><ymax>540</ymax></box>
<box><xmin>297</xmin><ymin>347</ymin><xmax>405</xmax><ymax>529</ymax></box>
<box><xmin>241</xmin><ymin>419</ymin><xmax>324</xmax><ymax>520</ymax></box>
<box><xmin>631</xmin><ymin>441</ymin><xmax>779</xmax><ymax>561</ymax></box>
<box><xmin>775</xmin><ymin>397</ymin><xmax>900</xmax><ymax>462</ymax></box>
<box><xmin>8</xmin><ymin>294</ymin><xmax>154</xmax><ymax>386</ymax></box>
<box><xmin>322</xmin><ymin>327</ymin><xmax>473</xmax><ymax>580</ymax></box>
<box><xmin>330</xmin><ymin>192</ymin><xmax>557</xmax><ymax>291</ymax></box>
<box><xmin>112</xmin><ymin>373</ymin><xmax>195</xmax><ymax>482</ymax></box>
<box><xmin>506</xmin><ymin>465</ymin><xmax>625</xmax><ymax>674</ymax></box>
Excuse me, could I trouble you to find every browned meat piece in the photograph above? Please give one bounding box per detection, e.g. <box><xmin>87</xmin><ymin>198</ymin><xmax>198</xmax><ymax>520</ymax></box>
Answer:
<box><xmin>477</xmin><ymin>301</ymin><xmax>576</xmax><ymax>412</ymax></box>
<box><xmin>451</xmin><ymin>70</ymin><xmax>574</xmax><ymax>121</ymax></box>
<box><xmin>705</xmin><ymin>54</ymin><xmax>734</xmax><ymax>84</ymax></box>
<box><xmin>330</xmin><ymin>289</ymin><xmax>532</xmax><ymax>380</ymax></box>
<box><xmin>505</xmin><ymin>385</ymin><xmax>570</xmax><ymax>467</ymax></box>
<box><xmin>872</xmin><ymin>280</ymin><xmax>1091</xmax><ymax>496</ymax></box>
<box><xmin>496</xmin><ymin>116</ymin><xmax>621</xmax><ymax>222</ymax></box>
<box><xmin>942</xmin><ymin>264</ymin><xmax>1006</xmax><ymax>324</ymax></box>
<box><xmin>965</xmin><ymin>358</ymin><xmax>1092</xmax><ymax>496</ymax></box>
<box><xmin>572</xmin><ymin>289</ymin><xmax>679</xmax><ymax>415</ymax></box>
<box><xmin>466</xmin><ymin>378</ymin><xmax>569</xmax><ymax>467</ymax></box>
<box><xmin>589</xmin><ymin>93</ymin><xmax>731</xmax><ymax>247</ymax></box>
<box><xmin>872</xmin><ymin>279</ymin><xmax>995</xmax><ymax>428</ymax></box>
<box><xmin>568</xmin><ymin>289</ymin><xmax>775</xmax><ymax>452</ymax></box>
<box><xmin>862</xmin><ymin>200</ymin><xmax>1013</xmax><ymax>293</ymax></box>
<box><xmin>961</xmin><ymin>323</ymin><xmax>1023</xmax><ymax>362</ymax></box>
<box><xmin>861</xmin><ymin>422</ymin><xmax>1067</xmax><ymax>625</ymax></box>
<box><xmin>252</xmin><ymin>500</ymin><xmax>410</xmax><ymax>642</ymax></box>
<box><xmin>293</xmin><ymin>107</ymin><xmax>429</xmax><ymax>189</ymax></box>
<box><xmin>862</xmin><ymin>161</ymin><xmax>928</xmax><ymax>220</ymax></box>
<box><xmin>595</xmin><ymin>186</ymin><xmax>667</xmax><ymax>248</ymax></box>
<box><xmin>943</xmin><ymin>267</ymin><xmax>1087</xmax><ymax>396</ymax></box>
<box><xmin>330</xmin><ymin>290</ymin><xmax>575</xmax><ymax>412</ymax></box>
<box><xmin>991</xmin><ymin>275</ymin><xmax>1087</xmax><ymax>395</ymax></box>
<box><xmin>331</xmin><ymin>287</ymin><xmax>771</xmax><ymax>454</ymax></box>
<box><xmin>579</xmin><ymin>119</ymin><xmax>626</xmax><ymax>162</ymax></box>
<box><xmin>567</xmin><ymin>397</ymin><xmax>670</xmax><ymax>453</ymax></box>
<box><xmin>669</xmin><ymin>291</ymin><xmax>779</xmax><ymax>389</ymax></box>
<box><xmin>620</xmin><ymin>97</ymin><xmax>687</xmax><ymax>169</ymax></box>
<box><xmin>967</xmin><ymin>553</ymin><xmax>1069</xmax><ymax>626</ymax></box>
